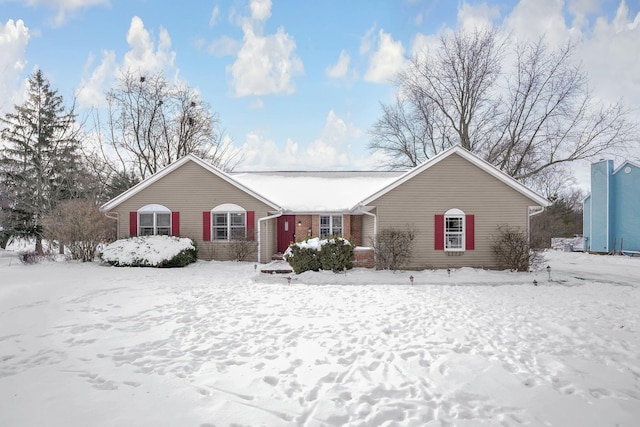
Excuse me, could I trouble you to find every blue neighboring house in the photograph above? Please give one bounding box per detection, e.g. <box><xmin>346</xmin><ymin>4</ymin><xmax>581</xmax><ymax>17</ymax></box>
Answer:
<box><xmin>583</xmin><ymin>159</ymin><xmax>640</xmax><ymax>253</ymax></box>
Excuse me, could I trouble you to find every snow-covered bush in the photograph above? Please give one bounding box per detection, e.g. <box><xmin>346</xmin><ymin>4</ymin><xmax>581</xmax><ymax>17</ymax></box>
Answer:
<box><xmin>319</xmin><ymin>238</ymin><xmax>353</xmax><ymax>272</ymax></box>
<box><xmin>285</xmin><ymin>245</ymin><xmax>321</xmax><ymax>274</ymax></box>
<box><xmin>284</xmin><ymin>237</ymin><xmax>353</xmax><ymax>274</ymax></box>
<box><xmin>101</xmin><ymin>235</ymin><xmax>197</xmax><ymax>268</ymax></box>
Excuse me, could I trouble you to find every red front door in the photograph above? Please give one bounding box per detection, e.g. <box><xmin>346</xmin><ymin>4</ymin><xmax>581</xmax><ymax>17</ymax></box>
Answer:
<box><xmin>277</xmin><ymin>215</ymin><xmax>296</xmax><ymax>253</ymax></box>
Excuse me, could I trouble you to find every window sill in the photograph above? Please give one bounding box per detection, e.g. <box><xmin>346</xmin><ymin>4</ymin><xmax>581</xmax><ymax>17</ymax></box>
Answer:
<box><xmin>445</xmin><ymin>250</ymin><xmax>465</xmax><ymax>256</ymax></box>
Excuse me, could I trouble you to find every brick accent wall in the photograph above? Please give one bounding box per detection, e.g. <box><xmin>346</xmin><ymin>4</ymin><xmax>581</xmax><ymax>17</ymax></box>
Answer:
<box><xmin>294</xmin><ymin>215</ymin><xmax>313</xmax><ymax>241</ymax></box>
<box><xmin>350</xmin><ymin>215</ymin><xmax>363</xmax><ymax>246</ymax></box>
<box><xmin>342</xmin><ymin>214</ymin><xmax>351</xmax><ymax>241</ymax></box>
<box><xmin>353</xmin><ymin>247</ymin><xmax>374</xmax><ymax>268</ymax></box>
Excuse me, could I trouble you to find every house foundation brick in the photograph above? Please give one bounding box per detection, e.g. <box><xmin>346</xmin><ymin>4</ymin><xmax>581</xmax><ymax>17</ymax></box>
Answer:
<box><xmin>352</xmin><ymin>247</ymin><xmax>374</xmax><ymax>268</ymax></box>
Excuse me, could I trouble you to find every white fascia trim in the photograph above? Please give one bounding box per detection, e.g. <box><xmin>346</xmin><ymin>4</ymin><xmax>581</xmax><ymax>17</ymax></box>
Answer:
<box><xmin>100</xmin><ymin>154</ymin><xmax>281</xmax><ymax>212</ymax></box>
<box><xmin>613</xmin><ymin>160</ymin><xmax>640</xmax><ymax>175</ymax></box>
<box><xmin>352</xmin><ymin>146</ymin><xmax>551</xmax><ymax>209</ymax></box>
<box><xmin>257</xmin><ymin>210</ymin><xmax>283</xmax><ymax>263</ymax></box>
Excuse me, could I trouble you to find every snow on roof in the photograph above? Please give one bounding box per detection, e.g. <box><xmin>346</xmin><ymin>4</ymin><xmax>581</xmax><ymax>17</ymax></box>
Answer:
<box><xmin>230</xmin><ymin>171</ymin><xmax>404</xmax><ymax>212</ymax></box>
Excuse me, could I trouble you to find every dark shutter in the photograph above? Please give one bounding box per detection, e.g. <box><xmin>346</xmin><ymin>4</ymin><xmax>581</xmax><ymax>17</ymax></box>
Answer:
<box><xmin>246</xmin><ymin>211</ymin><xmax>255</xmax><ymax>241</ymax></box>
<box><xmin>171</xmin><ymin>212</ymin><xmax>180</xmax><ymax>237</ymax></box>
<box><xmin>465</xmin><ymin>214</ymin><xmax>475</xmax><ymax>250</ymax></box>
<box><xmin>434</xmin><ymin>214</ymin><xmax>444</xmax><ymax>250</ymax></box>
<box><xmin>202</xmin><ymin>212</ymin><xmax>211</xmax><ymax>241</ymax></box>
<box><xmin>129</xmin><ymin>212</ymin><xmax>137</xmax><ymax>237</ymax></box>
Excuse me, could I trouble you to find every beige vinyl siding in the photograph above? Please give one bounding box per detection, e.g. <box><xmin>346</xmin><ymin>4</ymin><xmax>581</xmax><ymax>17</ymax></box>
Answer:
<box><xmin>368</xmin><ymin>152</ymin><xmax>537</xmax><ymax>269</ymax></box>
<box><xmin>259</xmin><ymin>217</ymin><xmax>277</xmax><ymax>263</ymax></box>
<box><xmin>110</xmin><ymin>160</ymin><xmax>276</xmax><ymax>262</ymax></box>
<box><xmin>361</xmin><ymin>209</ymin><xmax>377</xmax><ymax>248</ymax></box>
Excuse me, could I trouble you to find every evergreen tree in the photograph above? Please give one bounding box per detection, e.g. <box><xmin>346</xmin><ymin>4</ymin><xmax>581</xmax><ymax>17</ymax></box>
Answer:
<box><xmin>0</xmin><ymin>70</ymin><xmax>83</xmax><ymax>254</ymax></box>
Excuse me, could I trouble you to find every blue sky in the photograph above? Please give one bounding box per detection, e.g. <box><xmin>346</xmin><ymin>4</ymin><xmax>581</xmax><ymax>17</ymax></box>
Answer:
<box><xmin>1</xmin><ymin>0</ymin><xmax>639</xmax><ymax>175</ymax></box>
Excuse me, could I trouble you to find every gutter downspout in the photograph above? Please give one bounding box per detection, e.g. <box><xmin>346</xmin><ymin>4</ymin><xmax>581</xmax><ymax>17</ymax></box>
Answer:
<box><xmin>258</xmin><ymin>210</ymin><xmax>283</xmax><ymax>264</ymax></box>
<box><xmin>360</xmin><ymin>207</ymin><xmax>377</xmax><ymax>266</ymax></box>
<box><xmin>528</xmin><ymin>206</ymin><xmax>545</xmax><ymax>245</ymax></box>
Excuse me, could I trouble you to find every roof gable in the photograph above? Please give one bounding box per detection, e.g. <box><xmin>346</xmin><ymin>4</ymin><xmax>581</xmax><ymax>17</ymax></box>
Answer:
<box><xmin>100</xmin><ymin>155</ymin><xmax>281</xmax><ymax>212</ymax></box>
<box><xmin>354</xmin><ymin>146</ymin><xmax>550</xmax><ymax>209</ymax></box>
<box><xmin>613</xmin><ymin>160</ymin><xmax>640</xmax><ymax>175</ymax></box>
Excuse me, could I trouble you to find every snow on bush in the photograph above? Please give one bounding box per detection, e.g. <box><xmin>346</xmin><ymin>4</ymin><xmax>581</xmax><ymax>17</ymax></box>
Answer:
<box><xmin>283</xmin><ymin>237</ymin><xmax>345</xmax><ymax>256</ymax></box>
<box><xmin>285</xmin><ymin>237</ymin><xmax>353</xmax><ymax>273</ymax></box>
<box><xmin>101</xmin><ymin>235</ymin><xmax>197</xmax><ymax>267</ymax></box>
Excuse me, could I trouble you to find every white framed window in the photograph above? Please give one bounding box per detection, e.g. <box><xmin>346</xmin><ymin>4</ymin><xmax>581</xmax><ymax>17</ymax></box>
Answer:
<box><xmin>138</xmin><ymin>204</ymin><xmax>171</xmax><ymax>236</ymax></box>
<box><xmin>319</xmin><ymin>215</ymin><xmax>342</xmax><ymax>238</ymax></box>
<box><xmin>445</xmin><ymin>208</ymin><xmax>465</xmax><ymax>251</ymax></box>
<box><xmin>212</xmin><ymin>203</ymin><xmax>246</xmax><ymax>241</ymax></box>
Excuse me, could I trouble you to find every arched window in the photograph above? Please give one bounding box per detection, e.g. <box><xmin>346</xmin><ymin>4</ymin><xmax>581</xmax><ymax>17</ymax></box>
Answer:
<box><xmin>435</xmin><ymin>208</ymin><xmax>474</xmax><ymax>252</ymax></box>
<box><xmin>138</xmin><ymin>204</ymin><xmax>171</xmax><ymax>236</ymax></box>
<box><xmin>444</xmin><ymin>208</ymin><xmax>465</xmax><ymax>251</ymax></box>
<box><xmin>211</xmin><ymin>203</ymin><xmax>246</xmax><ymax>241</ymax></box>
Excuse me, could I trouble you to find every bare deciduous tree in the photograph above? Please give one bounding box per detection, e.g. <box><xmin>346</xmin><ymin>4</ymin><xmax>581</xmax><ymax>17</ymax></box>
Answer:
<box><xmin>370</xmin><ymin>29</ymin><xmax>637</xmax><ymax>182</ymax></box>
<box><xmin>89</xmin><ymin>71</ymin><xmax>241</xmax><ymax>186</ymax></box>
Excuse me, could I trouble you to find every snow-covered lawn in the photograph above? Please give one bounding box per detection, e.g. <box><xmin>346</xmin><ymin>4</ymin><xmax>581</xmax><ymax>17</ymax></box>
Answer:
<box><xmin>0</xmin><ymin>251</ymin><xmax>638</xmax><ymax>426</ymax></box>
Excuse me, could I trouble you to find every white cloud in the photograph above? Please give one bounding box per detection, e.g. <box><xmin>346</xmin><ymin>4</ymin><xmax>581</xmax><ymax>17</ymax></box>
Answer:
<box><xmin>364</xmin><ymin>29</ymin><xmax>405</xmax><ymax>83</ymax></box>
<box><xmin>249</xmin><ymin>0</ymin><xmax>272</xmax><ymax>21</ymax></box>
<box><xmin>228</xmin><ymin>1</ymin><xmax>303</xmax><ymax>97</ymax></box>
<box><xmin>23</xmin><ymin>0</ymin><xmax>110</xmax><ymax>27</ymax></box>
<box><xmin>503</xmin><ymin>0</ymin><xmax>579</xmax><ymax>46</ymax></box>
<box><xmin>305</xmin><ymin>110</ymin><xmax>361</xmax><ymax>167</ymax></box>
<box><xmin>234</xmin><ymin>110</ymin><xmax>364</xmax><ymax>170</ymax></box>
<box><xmin>497</xmin><ymin>0</ymin><xmax>640</xmax><ymax>108</ymax></box>
<box><xmin>567</xmin><ymin>0</ymin><xmax>601</xmax><ymax>17</ymax></box>
<box><xmin>123</xmin><ymin>16</ymin><xmax>176</xmax><ymax>73</ymax></box>
<box><xmin>209</xmin><ymin>5</ymin><xmax>220</xmax><ymax>27</ymax></box>
<box><xmin>76</xmin><ymin>50</ymin><xmax>116</xmax><ymax>108</ymax></box>
<box><xmin>76</xmin><ymin>16</ymin><xmax>177</xmax><ymax>108</ymax></box>
<box><xmin>237</xmin><ymin>132</ymin><xmax>300</xmax><ymax>170</ymax></box>
<box><xmin>0</xmin><ymin>19</ymin><xmax>30</xmax><ymax>113</ymax></box>
<box><xmin>325</xmin><ymin>50</ymin><xmax>351</xmax><ymax>79</ymax></box>
<box><xmin>457</xmin><ymin>2</ymin><xmax>500</xmax><ymax>32</ymax></box>
<box><xmin>576</xmin><ymin>1</ymin><xmax>640</xmax><ymax>104</ymax></box>
<box><xmin>410</xmin><ymin>32</ymin><xmax>439</xmax><ymax>59</ymax></box>
<box><xmin>207</xmin><ymin>35</ymin><xmax>241</xmax><ymax>57</ymax></box>
<box><xmin>359</xmin><ymin>24</ymin><xmax>376</xmax><ymax>55</ymax></box>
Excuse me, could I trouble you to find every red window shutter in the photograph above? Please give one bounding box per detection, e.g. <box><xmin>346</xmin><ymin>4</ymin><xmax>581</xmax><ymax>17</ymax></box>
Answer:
<box><xmin>246</xmin><ymin>211</ymin><xmax>255</xmax><ymax>241</ymax></box>
<box><xmin>465</xmin><ymin>214</ymin><xmax>475</xmax><ymax>250</ymax></box>
<box><xmin>129</xmin><ymin>212</ymin><xmax>137</xmax><ymax>237</ymax></box>
<box><xmin>171</xmin><ymin>212</ymin><xmax>180</xmax><ymax>236</ymax></box>
<box><xmin>434</xmin><ymin>214</ymin><xmax>444</xmax><ymax>250</ymax></box>
<box><xmin>202</xmin><ymin>211</ymin><xmax>211</xmax><ymax>241</ymax></box>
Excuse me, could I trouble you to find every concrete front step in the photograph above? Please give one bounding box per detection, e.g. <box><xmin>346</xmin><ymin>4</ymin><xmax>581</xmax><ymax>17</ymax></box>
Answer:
<box><xmin>260</xmin><ymin>260</ymin><xmax>293</xmax><ymax>274</ymax></box>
